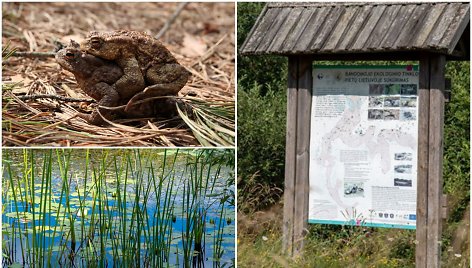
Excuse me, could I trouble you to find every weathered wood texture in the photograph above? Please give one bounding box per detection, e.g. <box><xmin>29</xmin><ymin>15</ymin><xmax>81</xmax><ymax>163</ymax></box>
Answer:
<box><xmin>441</xmin><ymin>194</ymin><xmax>448</xmax><ymax>219</ymax></box>
<box><xmin>293</xmin><ymin>58</ymin><xmax>312</xmax><ymax>256</ymax></box>
<box><xmin>416</xmin><ymin>57</ymin><xmax>430</xmax><ymax>268</ymax></box>
<box><xmin>416</xmin><ymin>55</ymin><xmax>446</xmax><ymax>268</ymax></box>
<box><xmin>426</xmin><ymin>55</ymin><xmax>446</xmax><ymax>268</ymax></box>
<box><xmin>283</xmin><ymin>56</ymin><xmax>312</xmax><ymax>257</ymax></box>
<box><xmin>240</xmin><ymin>2</ymin><xmax>469</xmax><ymax>60</ymax></box>
<box><xmin>282</xmin><ymin>58</ymin><xmax>298</xmax><ymax>254</ymax></box>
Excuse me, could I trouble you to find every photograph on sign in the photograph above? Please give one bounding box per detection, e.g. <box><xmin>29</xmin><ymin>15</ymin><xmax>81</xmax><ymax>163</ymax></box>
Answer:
<box><xmin>308</xmin><ymin>66</ymin><xmax>419</xmax><ymax>229</ymax></box>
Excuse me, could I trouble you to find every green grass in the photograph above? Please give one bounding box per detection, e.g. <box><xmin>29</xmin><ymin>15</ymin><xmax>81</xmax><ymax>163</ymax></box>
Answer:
<box><xmin>238</xmin><ymin>219</ymin><xmax>416</xmax><ymax>268</ymax></box>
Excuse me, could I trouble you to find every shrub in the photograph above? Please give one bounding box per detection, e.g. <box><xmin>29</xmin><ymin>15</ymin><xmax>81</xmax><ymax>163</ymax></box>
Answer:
<box><xmin>443</xmin><ymin>61</ymin><xmax>470</xmax><ymax>222</ymax></box>
<box><xmin>237</xmin><ymin>83</ymin><xmax>286</xmax><ymax>212</ymax></box>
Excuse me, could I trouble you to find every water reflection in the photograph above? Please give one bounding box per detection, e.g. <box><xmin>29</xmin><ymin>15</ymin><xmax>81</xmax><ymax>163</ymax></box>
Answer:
<box><xmin>3</xmin><ymin>149</ymin><xmax>235</xmax><ymax>267</ymax></box>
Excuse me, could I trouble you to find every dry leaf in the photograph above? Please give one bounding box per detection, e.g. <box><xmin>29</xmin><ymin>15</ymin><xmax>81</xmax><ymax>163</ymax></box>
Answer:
<box><xmin>180</xmin><ymin>34</ymin><xmax>207</xmax><ymax>58</ymax></box>
<box><xmin>9</xmin><ymin>74</ymin><xmax>29</xmax><ymax>84</ymax></box>
<box><xmin>204</xmin><ymin>22</ymin><xmax>220</xmax><ymax>34</ymax></box>
<box><xmin>11</xmin><ymin>86</ymin><xmax>30</xmax><ymax>95</ymax></box>
<box><xmin>8</xmin><ymin>74</ymin><xmax>32</xmax><ymax>94</ymax></box>
<box><xmin>61</xmin><ymin>84</ymin><xmax>81</xmax><ymax>98</ymax></box>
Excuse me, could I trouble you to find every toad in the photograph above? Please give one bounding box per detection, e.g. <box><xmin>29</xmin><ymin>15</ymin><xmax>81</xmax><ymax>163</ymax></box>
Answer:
<box><xmin>80</xmin><ymin>30</ymin><xmax>190</xmax><ymax>112</ymax></box>
<box><xmin>56</xmin><ymin>40</ymin><xmax>167</xmax><ymax>124</ymax></box>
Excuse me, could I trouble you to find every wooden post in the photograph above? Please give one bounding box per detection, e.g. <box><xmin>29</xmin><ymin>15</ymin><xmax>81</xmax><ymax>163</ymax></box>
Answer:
<box><xmin>416</xmin><ymin>54</ymin><xmax>446</xmax><ymax>268</ymax></box>
<box><xmin>293</xmin><ymin>57</ymin><xmax>312</xmax><ymax>256</ymax></box>
<box><xmin>283</xmin><ymin>56</ymin><xmax>312</xmax><ymax>256</ymax></box>
<box><xmin>426</xmin><ymin>55</ymin><xmax>446</xmax><ymax>268</ymax></box>
<box><xmin>416</xmin><ymin>56</ymin><xmax>430</xmax><ymax>268</ymax></box>
<box><xmin>283</xmin><ymin>57</ymin><xmax>298</xmax><ymax>255</ymax></box>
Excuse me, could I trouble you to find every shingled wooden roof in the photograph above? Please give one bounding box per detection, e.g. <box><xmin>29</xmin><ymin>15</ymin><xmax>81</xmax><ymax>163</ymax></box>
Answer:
<box><xmin>241</xmin><ymin>2</ymin><xmax>470</xmax><ymax>59</ymax></box>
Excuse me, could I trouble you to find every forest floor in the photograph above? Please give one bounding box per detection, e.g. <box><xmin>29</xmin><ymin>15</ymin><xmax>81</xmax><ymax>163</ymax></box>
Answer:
<box><xmin>2</xmin><ymin>2</ymin><xmax>234</xmax><ymax>146</ymax></box>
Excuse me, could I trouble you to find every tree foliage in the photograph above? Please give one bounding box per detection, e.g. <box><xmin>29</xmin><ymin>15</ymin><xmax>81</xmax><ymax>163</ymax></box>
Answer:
<box><xmin>237</xmin><ymin>2</ymin><xmax>287</xmax><ymax>94</ymax></box>
<box><xmin>237</xmin><ymin>84</ymin><xmax>286</xmax><ymax>212</ymax></box>
<box><xmin>443</xmin><ymin>61</ymin><xmax>470</xmax><ymax>222</ymax></box>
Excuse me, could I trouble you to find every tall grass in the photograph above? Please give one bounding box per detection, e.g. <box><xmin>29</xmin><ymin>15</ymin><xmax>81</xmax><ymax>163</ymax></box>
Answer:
<box><xmin>2</xmin><ymin>149</ymin><xmax>234</xmax><ymax>267</ymax></box>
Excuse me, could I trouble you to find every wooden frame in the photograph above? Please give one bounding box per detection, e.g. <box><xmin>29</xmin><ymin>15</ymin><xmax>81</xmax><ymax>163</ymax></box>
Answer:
<box><xmin>417</xmin><ymin>55</ymin><xmax>446</xmax><ymax>268</ymax></box>
<box><xmin>283</xmin><ymin>54</ymin><xmax>446</xmax><ymax>267</ymax></box>
<box><xmin>283</xmin><ymin>56</ymin><xmax>312</xmax><ymax>256</ymax></box>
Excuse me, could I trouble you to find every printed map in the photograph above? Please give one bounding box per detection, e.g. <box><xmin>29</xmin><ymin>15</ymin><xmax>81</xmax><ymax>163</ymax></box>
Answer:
<box><xmin>309</xmin><ymin>66</ymin><xmax>419</xmax><ymax>229</ymax></box>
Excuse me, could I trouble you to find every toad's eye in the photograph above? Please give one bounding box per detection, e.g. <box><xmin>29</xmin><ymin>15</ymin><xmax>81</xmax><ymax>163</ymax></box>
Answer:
<box><xmin>90</xmin><ymin>37</ymin><xmax>101</xmax><ymax>48</ymax></box>
<box><xmin>65</xmin><ymin>52</ymin><xmax>75</xmax><ymax>59</ymax></box>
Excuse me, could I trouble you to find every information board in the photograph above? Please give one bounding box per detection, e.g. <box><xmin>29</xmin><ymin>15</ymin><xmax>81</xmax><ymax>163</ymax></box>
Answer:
<box><xmin>308</xmin><ymin>65</ymin><xmax>419</xmax><ymax>229</ymax></box>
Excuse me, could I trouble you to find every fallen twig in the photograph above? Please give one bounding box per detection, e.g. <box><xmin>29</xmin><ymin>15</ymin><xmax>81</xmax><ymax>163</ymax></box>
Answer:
<box><xmin>7</xmin><ymin>94</ymin><xmax>94</xmax><ymax>103</ymax></box>
<box><xmin>5</xmin><ymin>51</ymin><xmax>56</xmax><ymax>58</ymax></box>
<box><xmin>191</xmin><ymin>34</ymin><xmax>227</xmax><ymax>67</ymax></box>
<box><xmin>156</xmin><ymin>2</ymin><xmax>188</xmax><ymax>39</ymax></box>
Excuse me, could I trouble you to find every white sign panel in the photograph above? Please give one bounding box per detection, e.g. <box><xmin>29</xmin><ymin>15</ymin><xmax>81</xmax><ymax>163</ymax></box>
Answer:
<box><xmin>308</xmin><ymin>65</ymin><xmax>419</xmax><ymax>229</ymax></box>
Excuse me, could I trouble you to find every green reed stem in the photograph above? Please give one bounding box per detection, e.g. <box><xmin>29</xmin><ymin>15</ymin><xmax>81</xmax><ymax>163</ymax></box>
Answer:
<box><xmin>213</xmin><ymin>204</ymin><xmax>226</xmax><ymax>267</ymax></box>
<box><xmin>47</xmin><ymin>150</ymin><xmax>69</xmax><ymax>265</ymax></box>
<box><xmin>5</xmin><ymin>150</ymin><xmax>26</xmax><ymax>264</ymax></box>
<box><xmin>3</xmin><ymin>149</ymin><xmax>233</xmax><ymax>267</ymax></box>
<box><xmin>40</xmin><ymin>150</ymin><xmax>53</xmax><ymax>265</ymax></box>
<box><xmin>56</xmin><ymin>149</ymin><xmax>77</xmax><ymax>266</ymax></box>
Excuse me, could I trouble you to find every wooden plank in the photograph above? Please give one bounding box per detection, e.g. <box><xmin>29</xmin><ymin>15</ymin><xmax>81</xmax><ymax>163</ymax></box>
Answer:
<box><xmin>256</xmin><ymin>8</ymin><xmax>291</xmax><ymax>53</ymax></box>
<box><xmin>309</xmin><ymin>51</ymin><xmax>427</xmax><ymax>61</ymax></box>
<box><xmin>336</xmin><ymin>5</ymin><xmax>372</xmax><ymax>51</ymax></box>
<box><xmin>323</xmin><ymin>6</ymin><xmax>360</xmax><ymax>51</ymax></box>
<box><xmin>310</xmin><ymin>6</ymin><xmax>344</xmax><ymax>51</ymax></box>
<box><xmin>365</xmin><ymin>4</ymin><xmax>401</xmax><ymax>49</ymax></box>
<box><xmin>394</xmin><ymin>4</ymin><xmax>429</xmax><ymax>49</ymax></box>
<box><xmin>242</xmin><ymin>2</ymin><xmax>469</xmax><ymax>55</ymax></box>
<box><xmin>416</xmin><ymin>56</ymin><xmax>430</xmax><ymax>268</ymax></box>
<box><xmin>282</xmin><ymin>57</ymin><xmax>299</xmax><ymax>255</ymax></box>
<box><xmin>381</xmin><ymin>5</ymin><xmax>416</xmax><ymax>49</ymax></box>
<box><xmin>293</xmin><ymin>57</ymin><xmax>312</xmax><ymax>256</ymax></box>
<box><xmin>307</xmin><ymin>50</ymin><xmax>466</xmax><ymax>61</ymax></box>
<box><xmin>268</xmin><ymin>7</ymin><xmax>304</xmax><ymax>52</ymax></box>
<box><xmin>427</xmin><ymin>4</ymin><xmax>461</xmax><ymax>47</ymax></box>
<box><xmin>426</xmin><ymin>55</ymin><xmax>446</xmax><ymax>268</ymax></box>
<box><xmin>282</xmin><ymin>8</ymin><xmax>316</xmax><ymax>51</ymax></box>
<box><xmin>351</xmin><ymin>5</ymin><xmax>387</xmax><ymax>51</ymax></box>
<box><xmin>441</xmin><ymin>194</ymin><xmax>448</xmax><ymax>219</ymax></box>
<box><xmin>240</xmin><ymin>5</ymin><xmax>272</xmax><ymax>53</ymax></box>
<box><xmin>441</xmin><ymin>4</ymin><xmax>470</xmax><ymax>54</ymax></box>
<box><xmin>411</xmin><ymin>3</ymin><xmax>447</xmax><ymax>49</ymax></box>
<box><xmin>293</xmin><ymin>7</ymin><xmax>330</xmax><ymax>53</ymax></box>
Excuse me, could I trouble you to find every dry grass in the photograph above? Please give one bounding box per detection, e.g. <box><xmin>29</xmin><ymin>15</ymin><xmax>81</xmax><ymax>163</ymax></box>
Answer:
<box><xmin>2</xmin><ymin>2</ymin><xmax>234</xmax><ymax>147</ymax></box>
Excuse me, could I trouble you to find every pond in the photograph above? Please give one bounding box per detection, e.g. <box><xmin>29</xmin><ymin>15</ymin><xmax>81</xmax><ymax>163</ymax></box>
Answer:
<box><xmin>2</xmin><ymin>149</ymin><xmax>235</xmax><ymax>268</ymax></box>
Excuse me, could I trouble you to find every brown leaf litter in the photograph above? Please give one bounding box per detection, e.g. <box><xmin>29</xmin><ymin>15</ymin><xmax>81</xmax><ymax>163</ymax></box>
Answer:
<box><xmin>2</xmin><ymin>2</ymin><xmax>235</xmax><ymax>147</ymax></box>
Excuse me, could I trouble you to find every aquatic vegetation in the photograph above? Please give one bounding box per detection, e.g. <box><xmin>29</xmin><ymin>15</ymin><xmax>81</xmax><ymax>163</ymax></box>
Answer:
<box><xmin>2</xmin><ymin>149</ymin><xmax>235</xmax><ymax>267</ymax></box>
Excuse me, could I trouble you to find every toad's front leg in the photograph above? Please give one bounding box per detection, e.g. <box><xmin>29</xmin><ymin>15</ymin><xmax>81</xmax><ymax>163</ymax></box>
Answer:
<box><xmin>78</xmin><ymin>83</ymin><xmax>120</xmax><ymax>125</ymax></box>
<box><xmin>115</xmin><ymin>57</ymin><xmax>146</xmax><ymax>99</ymax></box>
